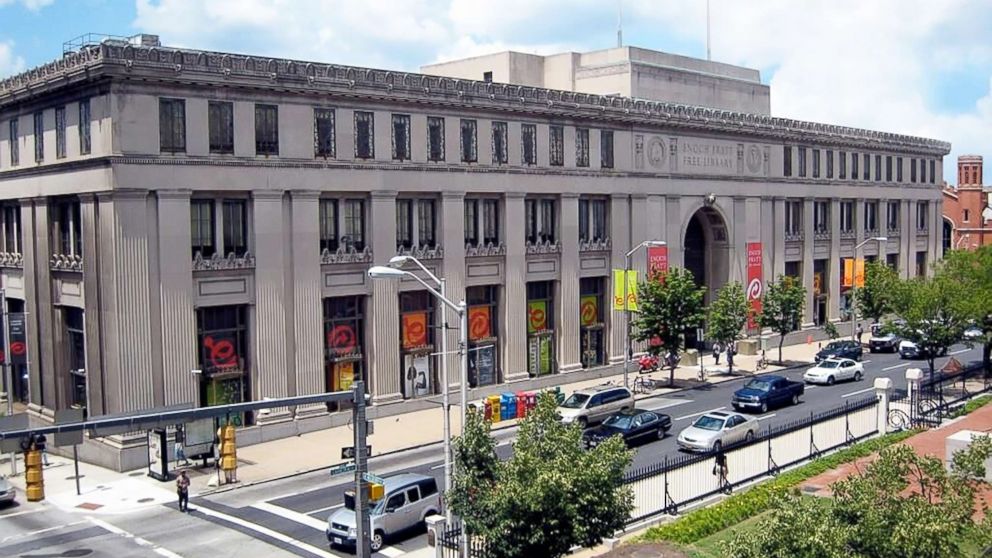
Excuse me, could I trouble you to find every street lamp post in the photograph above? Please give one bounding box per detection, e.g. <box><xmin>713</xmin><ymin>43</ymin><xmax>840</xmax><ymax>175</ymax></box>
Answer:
<box><xmin>851</xmin><ymin>236</ymin><xmax>887</xmax><ymax>341</ymax></box>
<box><xmin>622</xmin><ymin>240</ymin><xmax>667</xmax><ymax>388</ymax></box>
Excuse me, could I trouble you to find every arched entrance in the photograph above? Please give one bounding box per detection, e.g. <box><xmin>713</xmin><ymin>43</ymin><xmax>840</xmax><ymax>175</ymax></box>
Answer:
<box><xmin>942</xmin><ymin>218</ymin><xmax>954</xmax><ymax>255</ymax></box>
<box><xmin>683</xmin><ymin>206</ymin><xmax>730</xmax><ymax>347</ymax></box>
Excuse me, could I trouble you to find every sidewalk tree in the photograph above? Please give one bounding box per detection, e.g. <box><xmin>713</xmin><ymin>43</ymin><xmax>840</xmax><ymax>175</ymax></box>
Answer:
<box><xmin>886</xmin><ymin>274</ymin><xmax>969</xmax><ymax>378</ymax></box>
<box><xmin>448</xmin><ymin>392</ymin><xmax>634</xmax><ymax>558</ymax></box>
<box><xmin>757</xmin><ymin>275</ymin><xmax>806</xmax><ymax>363</ymax></box>
<box><xmin>939</xmin><ymin>246</ymin><xmax>992</xmax><ymax>374</ymax></box>
<box><xmin>823</xmin><ymin>320</ymin><xmax>840</xmax><ymax>341</ymax></box>
<box><xmin>707</xmin><ymin>281</ymin><xmax>749</xmax><ymax>374</ymax></box>
<box><xmin>631</xmin><ymin>268</ymin><xmax>706</xmax><ymax>385</ymax></box>
<box><xmin>855</xmin><ymin>260</ymin><xmax>899</xmax><ymax>325</ymax></box>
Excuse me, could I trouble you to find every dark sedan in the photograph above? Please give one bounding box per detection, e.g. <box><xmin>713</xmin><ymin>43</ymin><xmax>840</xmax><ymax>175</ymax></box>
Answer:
<box><xmin>582</xmin><ymin>409</ymin><xmax>672</xmax><ymax>449</ymax></box>
<box><xmin>815</xmin><ymin>340</ymin><xmax>863</xmax><ymax>362</ymax></box>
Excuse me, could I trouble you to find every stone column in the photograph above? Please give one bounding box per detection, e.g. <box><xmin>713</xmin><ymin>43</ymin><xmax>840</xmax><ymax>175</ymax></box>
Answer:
<box><xmin>772</xmin><ymin>197</ymin><xmax>786</xmax><ymax>280</ymax></box>
<box><xmin>900</xmin><ymin>199</ymin><xmax>912</xmax><ymax>278</ymax></box>
<box><xmin>854</xmin><ymin>198</ymin><xmax>866</xmax><ymax>249</ymax></box>
<box><xmin>928</xmin><ymin>200</ymin><xmax>939</xmax><ymax>276</ymax></box>
<box><xmin>628</xmin><ymin>194</ymin><xmax>650</xmax><ymax>356</ymax></box>
<box><xmin>440</xmin><ymin>192</ymin><xmax>467</xmax><ymax>387</ymax></box>
<box><xmin>79</xmin><ymin>195</ymin><xmax>107</xmax><ymax>415</ymax></box>
<box><xmin>21</xmin><ymin>199</ymin><xmax>56</xmax><ymax>411</ymax></box>
<box><xmin>802</xmin><ymin>198</ymin><xmax>815</xmax><ymax>326</ymax></box>
<box><xmin>503</xmin><ymin>193</ymin><xmax>528</xmax><ymax>381</ymax></box>
<box><xmin>730</xmin><ymin>196</ymin><xmax>748</xmax><ymax>286</ymax></box>
<box><xmin>665</xmin><ymin>196</ymin><xmax>683</xmax><ymax>271</ymax></box>
<box><xmin>760</xmin><ymin>197</ymin><xmax>775</xmax><ymax>295</ymax></box>
<box><xmin>828</xmin><ymin>198</ymin><xmax>841</xmax><ymax>322</ymax></box>
<box><xmin>558</xmin><ymin>194</ymin><xmax>580</xmax><ymax>372</ymax></box>
<box><xmin>608</xmin><ymin>194</ymin><xmax>630</xmax><ymax>364</ymax></box>
<box><xmin>156</xmin><ymin>190</ymin><xmax>197</xmax><ymax>407</ymax></box>
<box><xmin>368</xmin><ymin>191</ymin><xmax>402</xmax><ymax>401</ymax></box>
<box><xmin>252</xmin><ymin>191</ymin><xmax>291</xmax><ymax>419</ymax></box>
<box><xmin>290</xmin><ymin>191</ymin><xmax>323</xmax><ymax>409</ymax></box>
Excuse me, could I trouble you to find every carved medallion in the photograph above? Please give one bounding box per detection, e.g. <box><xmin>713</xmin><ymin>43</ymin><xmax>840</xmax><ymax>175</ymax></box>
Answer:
<box><xmin>647</xmin><ymin>136</ymin><xmax>667</xmax><ymax>169</ymax></box>
<box><xmin>746</xmin><ymin>144</ymin><xmax>762</xmax><ymax>173</ymax></box>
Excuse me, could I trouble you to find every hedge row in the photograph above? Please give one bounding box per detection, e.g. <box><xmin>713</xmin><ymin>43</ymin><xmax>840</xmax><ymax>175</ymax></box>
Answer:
<box><xmin>954</xmin><ymin>394</ymin><xmax>992</xmax><ymax>418</ymax></box>
<box><xmin>640</xmin><ymin>429</ymin><xmax>919</xmax><ymax>545</ymax></box>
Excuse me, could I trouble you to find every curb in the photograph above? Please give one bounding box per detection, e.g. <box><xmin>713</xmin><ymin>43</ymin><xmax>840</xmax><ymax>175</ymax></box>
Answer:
<box><xmin>196</xmin><ymin>360</ymin><xmax>814</xmax><ymax>497</ymax></box>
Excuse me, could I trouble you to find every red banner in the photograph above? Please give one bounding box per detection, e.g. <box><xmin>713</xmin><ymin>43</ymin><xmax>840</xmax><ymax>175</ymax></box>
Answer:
<box><xmin>326</xmin><ymin>324</ymin><xmax>358</xmax><ymax>356</ymax></box>
<box><xmin>402</xmin><ymin>312</ymin><xmax>428</xmax><ymax>349</ymax></box>
<box><xmin>746</xmin><ymin>242</ymin><xmax>763</xmax><ymax>330</ymax></box>
<box><xmin>468</xmin><ymin>306</ymin><xmax>492</xmax><ymax>341</ymax></box>
<box><xmin>647</xmin><ymin>246</ymin><xmax>669</xmax><ymax>279</ymax></box>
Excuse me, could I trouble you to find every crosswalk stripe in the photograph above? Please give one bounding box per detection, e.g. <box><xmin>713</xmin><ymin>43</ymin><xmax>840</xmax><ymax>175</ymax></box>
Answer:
<box><xmin>194</xmin><ymin>504</ymin><xmax>338</xmax><ymax>558</ymax></box>
<box><xmin>252</xmin><ymin>502</ymin><xmax>327</xmax><ymax>531</ymax></box>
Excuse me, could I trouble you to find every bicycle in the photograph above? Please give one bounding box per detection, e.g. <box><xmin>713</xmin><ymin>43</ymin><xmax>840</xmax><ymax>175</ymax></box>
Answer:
<box><xmin>632</xmin><ymin>375</ymin><xmax>657</xmax><ymax>394</ymax></box>
<box><xmin>755</xmin><ymin>356</ymin><xmax>769</xmax><ymax>371</ymax></box>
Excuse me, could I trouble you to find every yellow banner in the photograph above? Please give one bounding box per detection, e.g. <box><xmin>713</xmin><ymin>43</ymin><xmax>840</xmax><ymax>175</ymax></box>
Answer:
<box><xmin>843</xmin><ymin>258</ymin><xmax>853</xmax><ymax>287</ymax></box>
<box><xmin>612</xmin><ymin>270</ymin><xmax>639</xmax><ymax>312</ymax></box>
<box><xmin>855</xmin><ymin>258</ymin><xmax>865</xmax><ymax>288</ymax></box>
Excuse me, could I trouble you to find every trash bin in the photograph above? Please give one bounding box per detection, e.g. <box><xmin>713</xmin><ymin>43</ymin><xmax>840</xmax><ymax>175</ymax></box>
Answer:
<box><xmin>487</xmin><ymin>395</ymin><xmax>502</xmax><ymax>423</ymax></box>
<box><xmin>515</xmin><ymin>392</ymin><xmax>528</xmax><ymax>418</ymax></box>
<box><xmin>482</xmin><ymin>398</ymin><xmax>493</xmax><ymax>422</ymax></box>
<box><xmin>500</xmin><ymin>393</ymin><xmax>517</xmax><ymax>421</ymax></box>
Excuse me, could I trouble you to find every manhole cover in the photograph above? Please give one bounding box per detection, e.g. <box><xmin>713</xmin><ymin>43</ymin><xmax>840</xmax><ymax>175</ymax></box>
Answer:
<box><xmin>137</xmin><ymin>497</ymin><xmax>154</xmax><ymax>503</ymax></box>
<box><xmin>76</xmin><ymin>502</ymin><xmax>103</xmax><ymax>511</ymax></box>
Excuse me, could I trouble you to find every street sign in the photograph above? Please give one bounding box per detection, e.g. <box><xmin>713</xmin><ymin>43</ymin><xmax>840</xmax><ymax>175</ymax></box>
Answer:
<box><xmin>0</xmin><ymin>413</ymin><xmax>27</xmax><ymax>453</ymax></box>
<box><xmin>54</xmin><ymin>408</ymin><xmax>85</xmax><ymax>447</ymax></box>
<box><xmin>341</xmin><ymin>445</ymin><xmax>372</xmax><ymax>460</ymax></box>
<box><xmin>362</xmin><ymin>472</ymin><xmax>385</xmax><ymax>484</ymax></box>
<box><xmin>329</xmin><ymin>462</ymin><xmax>357</xmax><ymax>476</ymax></box>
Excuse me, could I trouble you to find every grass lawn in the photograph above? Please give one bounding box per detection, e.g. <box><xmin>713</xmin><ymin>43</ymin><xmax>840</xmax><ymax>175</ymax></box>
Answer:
<box><xmin>683</xmin><ymin>509</ymin><xmax>773</xmax><ymax>558</ymax></box>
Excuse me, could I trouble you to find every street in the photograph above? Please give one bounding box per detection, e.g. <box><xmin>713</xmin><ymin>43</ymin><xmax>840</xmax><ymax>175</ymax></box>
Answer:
<box><xmin>0</xmin><ymin>344</ymin><xmax>980</xmax><ymax>558</ymax></box>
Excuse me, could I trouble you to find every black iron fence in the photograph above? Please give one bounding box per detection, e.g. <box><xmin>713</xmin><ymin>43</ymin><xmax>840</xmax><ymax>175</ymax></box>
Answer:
<box><xmin>889</xmin><ymin>361</ymin><xmax>990</xmax><ymax>429</ymax></box>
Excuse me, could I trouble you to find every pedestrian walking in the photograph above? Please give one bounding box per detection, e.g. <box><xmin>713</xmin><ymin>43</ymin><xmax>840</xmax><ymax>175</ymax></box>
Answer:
<box><xmin>35</xmin><ymin>433</ymin><xmax>50</xmax><ymax>466</ymax></box>
<box><xmin>175</xmin><ymin>439</ymin><xmax>189</xmax><ymax>467</ymax></box>
<box><xmin>713</xmin><ymin>451</ymin><xmax>730</xmax><ymax>494</ymax></box>
<box><xmin>856</xmin><ymin>323</ymin><xmax>864</xmax><ymax>344</ymax></box>
<box><xmin>712</xmin><ymin>341</ymin><xmax>722</xmax><ymax>365</ymax></box>
<box><xmin>726</xmin><ymin>344</ymin><xmax>735</xmax><ymax>370</ymax></box>
<box><xmin>176</xmin><ymin>470</ymin><xmax>190</xmax><ymax>512</ymax></box>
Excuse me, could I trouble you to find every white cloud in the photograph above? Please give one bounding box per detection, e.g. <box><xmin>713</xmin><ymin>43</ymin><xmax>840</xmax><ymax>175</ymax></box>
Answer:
<box><xmin>0</xmin><ymin>41</ymin><xmax>26</xmax><ymax>77</ymax></box>
<box><xmin>0</xmin><ymin>0</ymin><xmax>55</xmax><ymax>10</ymax></box>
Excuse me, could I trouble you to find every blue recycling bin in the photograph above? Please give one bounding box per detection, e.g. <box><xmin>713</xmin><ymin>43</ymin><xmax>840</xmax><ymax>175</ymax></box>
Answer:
<box><xmin>500</xmin><ymin>393</ymin><xmax>517</xmax><ymax>421</ymax></box>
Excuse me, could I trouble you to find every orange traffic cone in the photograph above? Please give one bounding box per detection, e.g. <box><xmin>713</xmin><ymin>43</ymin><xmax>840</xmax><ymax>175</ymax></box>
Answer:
<box><xmin>806</xmin><ymin>334</ymin><xmax>813</xmax><ymax>345</ymax></box>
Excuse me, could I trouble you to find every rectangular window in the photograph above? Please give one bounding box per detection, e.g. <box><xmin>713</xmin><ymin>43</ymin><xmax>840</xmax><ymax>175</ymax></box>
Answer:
<box><xmin>785</xmin><ymin>200</ymin><xmax>803</xmax><ymax>235</ymax></box>
<box><xmin>417</xmin><ymin>199</ymin><xmax>436</xmax><ymax>248</ymax></box>
<box><xmin>467</xmin><ymin>285</ymin><xmax>499</xmax><ymax>386</ymax></box>
<box><xmin>396</xmin><ymin>199</ymin><xmax>413</xmax><ymax>249</ymax></box>
<box><xmin>917</xmin><ymin>202</ymin><xmax>929</xmax><ymax>231</ymax></box>
<box><xmin>886</xmin><ymin>201</ymin><xmax>900</xmax><ymax>232</ymax></box>
<box><xmin>798</xmin><ymin>147</ymin><xmax>807</xmax><ymax>177</ymax></box>
<box><xmin>839</xmin><ymin>150</ymin><xmax>846</xmax><ymax>179</ymax></box>
<box><xmin>521</xmin><ymin>123</ymin><xmax>537</xmax><ymax>165</ymax></box>
<box><xmin>526</xmin><ymin>281</ymin><xmax>555</xmax><ymax>376</ymax></box>
<box><xmin>525</xmin><ymin>198</ymin><xmax>557</xmax><ymax>244</ymax></box>
<box><xmin>578</xmin><ymin>198</ymin><xmax>607</xmax><ymax>243</ymax></box>
<box><xmin>575</xmin><ymin>128</ymin><xmax>590</xmax><ymax>167</ymax></box>
<box><xmin>875</xmin><ymin>154</ymin><xmax>882</xmax><ymax>181</ymax></box>
<box><xmin>323</xmin><ymin>296</ymin><xmax>366</xmax><ymax>395</ymax></box>
<box><xmin>159</xmin><ymin>98</ymin><xmax>186</xmax><ymax>153</ymax></box>
<box><xmin>579</xmin><ymin>277</ymin><xmax>605</xmax><ymax>368</ymax></box>
<box><xmin>460</xmin><ymin>119</ymin><xmax>477</xmax><ymax>163</ymax></box>
<box><xmin>54</xmin><ymin>199</ymin><xmax>82</xmax><ymax>257</ymax></box>
<box><xmin>851</xmin><ymin>152</ymin><xmax>859</xmax><ymax>180</ymax></box>
<box><xmin>492</xmin><ymin>121</ymin><xmax>508</xmax><ymax>165</ymax></box>
<box><xmin>840</xmin><ymin>201</ymin><xmax>854</xmax><ymax>233</ymax></box>
<box><xmin>897</xmin><ymin>157</ymin><xmax>903</xmax><ymax>182</ymax></box>
<box><xmin>812</xmin><ymin>149</ymin><xmax>820</xmax><ymax>178</ymax></box>
<box><xmin>601</xmin><ymin>130</ymin><xmax>614</xmax><ymax>169</ymax></box>
<box><xmin>863</xmin><ymin>153</ymin><xmax>870</xmax><ymax>180</ymax></box>
<box><xmin>342</xmin><ymin>199</ymin><xmax>365</xmax><ymax>252</ymax></box>
<box><xmin>482</xmin><ymin>199</ymin><xmax>499</xmax><ymax>246</ymax></box>
<box><xmin>826</xmin><ymin>150</ymin><xmax>833</xmax><ymax>179</ymax></box>
<box><xmin>919</xmin><ymin>158</ymin><xmax>927</xmax><ymax>183</ymax></box>
<box><xmin>915</xmin><ymin>251</ymin><xmax>927</xmax><ymax>277</ymax></box>
<box><xmin>354</xmin><ymin>111</ymin><xmax>374</xmax><ymax>159</ymax></box>
<box><xmin>911</xmin><ymin>159</ymin><xmax>917</xmax><ymax>183</ymax></box>
<box><xmin>885</xmin><ymin>156</ymin><xmax>892</xmax><ymax>181</ymax></box>
<box><xmin>8</xmin><ymin>119</ymin><xmax>18</xmax><ymax>166</ymax></box>
<box><xmin>254</xmin><ymin>104</ymin><xmax>278</xmax><ymax>155</ymax></box>
<box><xmin>864</xmin><ymin>201</ymin><xmax>878</xmax><ymax>232</ymax></box>
<box><xmin>813</xmin><ymin>201</ymin><xmax>829</xmax><ymax>233</ymax></box>
<box><xmin>190</xmin><ymin>200</ymin><xmax>215</xmax><ymax>259</ymax></box>
<box><xmin>78</xmin><ymin>100</ymin><xmax>91</xmax><ymax>155</ymax></box>
<box><xmin>208</xmin><ymin>101</ymin><xmax>234</xmax><ymax>154</ymax></box>
<box><xmin>540</xmin><ymin>199</ymin><xmax>556</xmax><ymax>242</ymax></box>
<box><xmin>464</xmin><ymin>199</ymin><xmax>478</xmax><ymax>246</ymax></box>
<box><xmin>223</xmin><ymin>200</ymin><xmax>248</xmax><ymax>257</ymax></box>
<box><xmin>314</xmin><ymin>108</ymin><xmax>336</xmax><ymax>158</ymax></box>
<box><xmin>929</xmin><ymin>160</ymin><xmax>935</xmax><ymax>184</ymax></box>
<box><xmin>55</xmin><ymin>106</ymin><xmax>66</xmax><ymax>159</ymax></box>
<box><xmin>2</xmin><ymin>204</ymin><xmax>21</xmax><ymax>253</ymax></box>
<box><xmin>196</xmin><ymin>305</ymin><xmax>250</xmax><ymax>383</ymax></box>
<box><xmin>392</xmin><ymin>114</ymin><xmax>411</xmax><ymax>161</ymax></box>
<box><xmin>549</xmin><ymin>125</ymin><xmax>564</xmax><ymax>166</ymax></box>
<box><xmin>66</xmin><ymin>307</ymin><xmax>87</xmax><ymax>408</ymax></box>
<box><xmin>319</xmin><ymin>199</ymin><xmax>339</xmax><ymax>253</ymax></box>
<box><xmin>783</xmin><ymin>146</ymin><xmax>792</xmax><ymax>176</ymax></box>
<box><xmin>427</xmin><ymin>116</ymin><xmax>445</xmax><ymax>162</ymax></box>
<box><xmin>33</xmin><ymin>111</ymin><xmax>44</xmax><ymax>162</ymax></box>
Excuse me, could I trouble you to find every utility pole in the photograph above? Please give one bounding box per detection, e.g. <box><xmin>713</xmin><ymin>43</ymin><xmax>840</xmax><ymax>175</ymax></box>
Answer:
<box><xmin>353</xmin><ymin>380</ymin><xmax>371</xmax><ymax>558</ymax></box>
<box><xmin>2</xmin><ymin>288</ymin><xmax>15</xmax><ymax>476</ymax></box>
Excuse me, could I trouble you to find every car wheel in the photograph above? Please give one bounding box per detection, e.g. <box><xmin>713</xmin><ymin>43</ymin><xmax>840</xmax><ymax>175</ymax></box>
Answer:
<box><xmin>791</xmin><ymin>393</ymin><xmax>800</xmax><ymax>406</ymax></box>
<box><xmin>854</xmin><ymin>371</ymin><xmax>863</xmax><ymax>382</ymax></box>
<box><xmin>712</xmin><ymin>440</ymin><xmax>722</xmax><ymax>453</ymax></box>
<box><xmin>657</xmin><ymin>427</ymin><xmax>666</xmax><ymax>440</ymax></box>
<box><xmin>827</xmin><ymin>376</ymin><xmax>835</xmax><ymax>385</ymax></box>
<box><xmin>745</xmin><ymin>430</ymin><xmax>754</xmax><ymax>442</ymax></box>
<box><xmin>760</xmin><ymin>402</ymin><xmax>768</xmax><ymax>414</ymax></box>
<box><xmin>371</xmin><ymin>530</ymin><xmax>385</xmax><ymax>552</ymax></box>
<box><xmin>577</xmin><ymin>417</ymin><xmax>588</xmax><ymax>429</ymax></box>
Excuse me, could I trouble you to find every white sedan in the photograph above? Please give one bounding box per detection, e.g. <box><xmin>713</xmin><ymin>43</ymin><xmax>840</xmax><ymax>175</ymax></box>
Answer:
<box><xmin>803</xmin><ymin>358</ymin><xmax>864</xmax><ymax>385</ymax></box>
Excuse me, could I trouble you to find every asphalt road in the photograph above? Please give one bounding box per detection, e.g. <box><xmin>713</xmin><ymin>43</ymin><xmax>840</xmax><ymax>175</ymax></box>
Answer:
<box><xmin>184</xmin><ymin>342</ymin><xmax>981</xmax><ymax>557</ymax></box>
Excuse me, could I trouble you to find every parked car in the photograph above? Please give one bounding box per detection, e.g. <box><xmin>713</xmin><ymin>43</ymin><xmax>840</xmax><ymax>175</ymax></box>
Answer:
<box><xmin>815</xmin><ymin>340</ymin><xmax>863</xmax><ymax>362</ymax></box>
<box><xmin>557</xmin><ymin>385</ymin><xmax>635</xmax><ymax>428</ymax></box>
<box><xmin>326</xmin><ymin>473</ymin><xmax>440</xmax><ymax>552</ymax></box>
<box><xmin>963</xmin><ymin>326</ymin><xmax>984</xmax><ymax>341</ymax></box>
<box><xmin>869</xmin><ymin>322</ymin><xmax>902</xmax><ymax>353</ymax></box>
<box><xmin>803</xmin><ymin>357</ymin><xmax>864</xmax><ymax>385</ymax></box>
<box><xmin>677</xmin><ymin>411</ymin><xmax>759</xmax><ymax>452</ymax></box>
<box><xmin>899</xmin><ymin>340</ymin><xmax>947</xmax><ymax>359</ymax></box>
<box><xmin>0</xmin><ymin>476</ymin><xmax>15</xmax><ymax>506</ymax></box>
<box><xmin>731</xmin><ymin>375</ymin><xmax>804</xmax><ymax>414</ymax></box>
<box><xmin>582</xmin><ymin>409</ymin><xmax>672</xmax><ymax>449</ymax></box>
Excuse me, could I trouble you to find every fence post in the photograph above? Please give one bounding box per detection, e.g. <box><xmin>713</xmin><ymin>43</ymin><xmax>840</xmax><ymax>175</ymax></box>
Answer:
<box><xmin>874</xmin><ymin>377</ymin><xmax>893</xmax><ymax>435</ymax></box>
<box><xmin>906</xmin><ymin>368</ymin><xmax>923</xmax><ymax>424</ymax></box>
<box><xmin>426</xmin><ymin>515</ymin><xmax>446</xmax><ymax>558</ymax></box>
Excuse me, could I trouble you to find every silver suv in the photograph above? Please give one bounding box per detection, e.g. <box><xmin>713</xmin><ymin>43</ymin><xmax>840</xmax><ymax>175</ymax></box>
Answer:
<box><xmin>326</xmin><ymin>473</ymin><xmax>441</xmax><ymax>552</ymax></box>
<box><xmin>557</xmin><ymin>385</ymin><xmax>635</xmax><ymax>428</ymax></box>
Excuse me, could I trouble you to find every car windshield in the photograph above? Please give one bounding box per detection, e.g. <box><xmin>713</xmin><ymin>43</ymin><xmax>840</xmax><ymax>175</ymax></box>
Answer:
<box><xmin>693</xmin><ymin>416</ymin><xmax>726</xmax><ymax>431</ymax></box>
<box><xmin>603</xmin><ymin>415</ymin><xmax>634</xmax><ymax>429</ymax></box>
<box><xmin>561</xmin><ymin>393</ymin><xmax>589</xmax><ymax>409</ymax></box>
<box><xmin>826</xmin><ymin>342</ymin><xmax>843</xmax><ymax>349</ymax></box>
<box><xmin>819</xmin><ymin>360</ymin><xmax>840</xmax><ymax>369</ymax></box>
<box><xmin>744</xmin><ymin>379</ymin><xmax>771</xmax><ymax>391</ymax></box>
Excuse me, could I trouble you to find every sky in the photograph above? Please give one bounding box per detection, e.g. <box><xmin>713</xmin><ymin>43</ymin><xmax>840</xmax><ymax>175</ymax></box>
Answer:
<box><xmin>2</xmin><ymin>0</ymin><xmax>991</xmax><ymax>183</ymax></box>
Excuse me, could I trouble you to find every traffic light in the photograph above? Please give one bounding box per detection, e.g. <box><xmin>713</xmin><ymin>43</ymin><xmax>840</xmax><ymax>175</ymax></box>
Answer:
<box><xmin>25</xmin><ymin>434</ymin><xmax>45</xmax><ymax>502</ymax></box>
<box><xmin>219</xmin><ymin>423</ymin><xmax>237</xmax><ymax>483</ymax></box>
<box><xmin>369</xmin><ymin>482</ymin><xmax>384</xmax><ymax>501</ymax></box>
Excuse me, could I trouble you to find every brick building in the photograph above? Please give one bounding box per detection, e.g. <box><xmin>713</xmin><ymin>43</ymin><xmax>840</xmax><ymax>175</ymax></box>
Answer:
<box><xmin>942</xmin><ymin>155</ymin><xmax>992</xmax><ymax>252</ymax></box>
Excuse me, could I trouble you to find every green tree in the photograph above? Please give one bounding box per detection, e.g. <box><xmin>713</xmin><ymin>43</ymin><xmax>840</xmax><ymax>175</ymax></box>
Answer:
<box><xmin>855</xmin><ymin>260</ymin><xmax>900</xmax><ymax>325</ymax></box>
<box><xmin>823</xmin><ymin>320</ymin><xmax>840</xmax><ymax>340</ymax></box>
<box><xmin>707</xmin><ymin>281</ymin><xmax>749</xmax><ymax>374</ymax></box>
<box><xmin>631</xmin><ymin>268</ymin><xmax>706</xmax><ymax>385</ymax></box>
<box><xmin>725</xmin><ymin>443</ymin><xmax>992</xmax><ymax>558</ymax></box>
<box><xmin>886</xmin><ymin>274</ymin><xmax>970</xmax><ymax>378</ymax></box>
<box><xmin>757</xmin><ymin>275</ymin><xmax>806</xmax><ymax>363</ymax></box>
<box><xmin>447</xmin><ymin>393</ymin><xmax>634</xmax><ymax>558</ymax></box>
<box><xmin>939</xmin><ymin>246</ymin><xmax>992</xmax><ymax>374</ymax></box>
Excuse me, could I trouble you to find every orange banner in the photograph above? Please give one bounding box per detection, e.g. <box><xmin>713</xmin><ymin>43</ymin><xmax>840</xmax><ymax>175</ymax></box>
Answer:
<box><xmin>468</xmin><ymin>306</ymin><xmax>492</xmax><ymax>341</ymax></box>
<box><xmin>843</xmin><ymin>258</ymin><xmax>854</xmax><ymax>287</ymax></box>
<box><xmin>402</xmin><ymin>312</ymin><xmax>428</xmax><ymax>349</ymax></box>
<box><xmin>855</xmin><ymin>258</ymin><xmax>865</xmax><ymax>288</ymax></box>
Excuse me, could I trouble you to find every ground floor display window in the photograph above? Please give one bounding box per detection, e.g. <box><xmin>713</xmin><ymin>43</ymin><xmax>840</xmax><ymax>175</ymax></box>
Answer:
<box><xmin>813</xmin><ymin>260</ymin><xmax>828</xmax><ymax>326</ymax></box>
<box><xmin>527</xmin><ymin>281</ymin><xmax>555</xmax><ymax>376</ymax></box>
<box><xmin>324</xmin><ymin>296</ymin><xmax>365</xmax><ymax>411</ymax></box>
<box><xmin>65</xmin><ymin>307</ymin><xmax>86</xmax><ymax>409</ymax></box>
<box><xmin>2</xmin><ymin>298</ymin><xmax>28</xmax><ymax>403</ymax></box>
<box><xmin>400</xmin><ymin>291</ymin><xmax>435</xmax><ymax>399</ymax></box>
<box><xmin>467</xmin><ymin>286</ymin><xmax>499</xmax><ymax>387</ymax></box>
<box><xmin>580</xmin><ymin>277</ymin><xmax>605</xmax><ymax>368</ymax></box>
<box><xmin>197</xmin><ymin>304</ymin><xmax>252</xmax><ymax>426</ymax></box>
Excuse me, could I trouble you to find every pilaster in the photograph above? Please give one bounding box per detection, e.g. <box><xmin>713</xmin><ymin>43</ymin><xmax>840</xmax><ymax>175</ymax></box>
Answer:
<box><xmin>608</xmin><ymin>194</ymin><xmax>630</xmax><ymax>364</ymax></box>
<box><xmin>772</xmin><ymin>197</ymin><xmax>786</xmax><ymax>280</ymax></box>
<box><xmin>252</xmin><ymin>191</ymin><xmax>291</xmax><ymax>416</ymax></box>
<box><xmin>440</xmin><ymin>192</ymin><xmax>467</xmax><ymax>386</ymax></box>
<box><xmin>802</xmin><ymin>198</ymin><xmax>815</xmax><ymax>326</ymax></box>
<box><xmin>828</xmin><ymin>198</ymin><xmax>841</xmax><ymax>321</ymax></box>
<box><xmin>21</xmin><ymin>200</ymin><xmax>55</xmax><ymax>410</ymax></box>
<box><xmin>156</xmin><ymin>190</ymin><xmax>197</xmax><ymax>407</ymax></box>
<box><xmin>290</xmin><ymin>191</ymin><xmax>323</xmax><ymax>403</ymax></box>
<box><xmin>368</xmin><ymin>191</ymin><xmax>402</xmax><ymax>400</ymax></box>
<box><xmin>503</xmin><ymin>192</ymin><xmax>528</xmax><ymax>381</ymax></box>
<box><xmin>558</xmin><ymin>193</ymin><xmax>580</xmax><ymax>372</ymax></box>
<box><xmin>900</xmin><ymin>199</ymin><xmax>912</xmax><ymax>278</ymax></box>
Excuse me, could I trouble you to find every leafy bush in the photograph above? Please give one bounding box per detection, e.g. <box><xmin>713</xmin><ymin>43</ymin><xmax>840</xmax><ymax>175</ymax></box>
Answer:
<box><xmin>640</xmin><ymin>429</ymin><xmax>919</xmax><ymax>544</ymax></box>
<box><xmin>953</xmin><ymin>395</ymin><xmax>992</xmax><ymax>418</ymax></box>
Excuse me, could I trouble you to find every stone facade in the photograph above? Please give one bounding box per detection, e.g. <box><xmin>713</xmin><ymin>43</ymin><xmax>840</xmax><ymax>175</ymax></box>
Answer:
<box><xmin>0</xmin><ymin>38</ymin><xmax>949</xmax><ymax>469</ymax></box>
